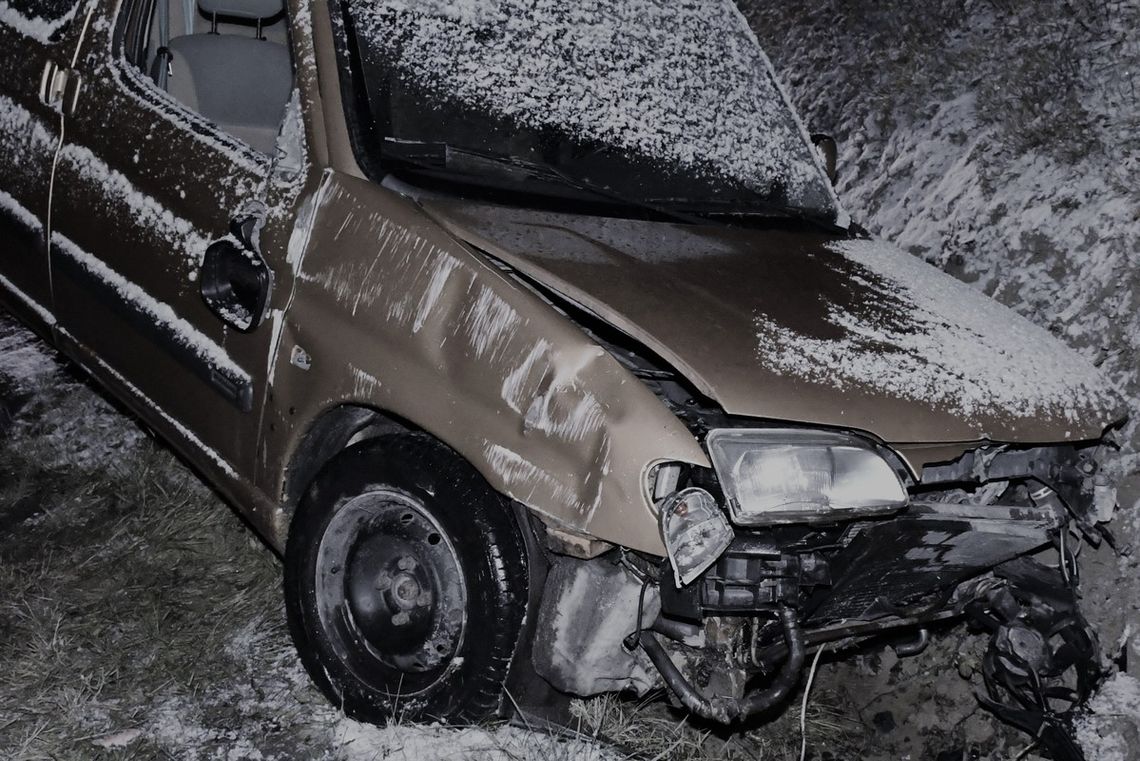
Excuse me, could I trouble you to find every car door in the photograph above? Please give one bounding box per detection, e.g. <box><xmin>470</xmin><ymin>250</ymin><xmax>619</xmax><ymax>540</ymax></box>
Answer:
<box><xmin>0</xmin><ymin>0</ymin><xmax>96</xmax><ymax>324</ymax></box>
<box><xmin>45</xmin><ymin>0</ymin><xmax>310</xmax><ymax>480</ymax></box>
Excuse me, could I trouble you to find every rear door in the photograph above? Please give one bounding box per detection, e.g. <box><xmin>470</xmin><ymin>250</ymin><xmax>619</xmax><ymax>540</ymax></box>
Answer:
<box><xmin>45</xmin><ymin>0</ymin><xmax>310</xmax><ymax>480</ymax></box>
<box><xmin>0</xmin><ymin>0</ymin><xmax>95</xmax><ymax>324</ymax></box>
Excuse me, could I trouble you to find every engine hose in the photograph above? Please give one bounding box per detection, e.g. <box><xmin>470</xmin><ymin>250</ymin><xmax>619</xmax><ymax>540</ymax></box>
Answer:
<box><xmin>637</xmin><ymin>605</ymin><xmax>806</xmax><ymax>723</ymax></box>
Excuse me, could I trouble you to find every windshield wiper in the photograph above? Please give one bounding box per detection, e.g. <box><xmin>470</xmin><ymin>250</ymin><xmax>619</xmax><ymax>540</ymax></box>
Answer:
<box><xmin>644</xmin><ymin>195</ymin><xmax>842</xmax><ymax>231</ymax></box>
<box><xmin>382</xmin><ymin>139</ymin><xmax>842</xmax><ymax>230</ymax></box>
<box><xmin>382</xmin><ymin>140</ymin><xmax>706</xmax><ymax>225</ymax></box>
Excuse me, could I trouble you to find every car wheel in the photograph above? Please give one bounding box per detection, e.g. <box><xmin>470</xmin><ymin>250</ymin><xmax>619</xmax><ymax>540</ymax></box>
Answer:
<box><xmin>284</xmin><ymin>433</ymin><xmax>528</xmax><ymax>724</ymax></box>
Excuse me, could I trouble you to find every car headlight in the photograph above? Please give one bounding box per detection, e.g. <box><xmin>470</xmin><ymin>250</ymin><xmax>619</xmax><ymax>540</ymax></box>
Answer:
<box><xmin>705</xmin><ymin>428</ymin><xmax>908</xmax><ymax>525</ymax></box>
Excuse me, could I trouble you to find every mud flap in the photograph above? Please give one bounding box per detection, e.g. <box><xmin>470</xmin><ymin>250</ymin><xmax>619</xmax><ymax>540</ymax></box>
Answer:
<box><xmin>806</xmin><ymin>500</ymin><xmax>1060</xmax><ymax>624</ymax></box>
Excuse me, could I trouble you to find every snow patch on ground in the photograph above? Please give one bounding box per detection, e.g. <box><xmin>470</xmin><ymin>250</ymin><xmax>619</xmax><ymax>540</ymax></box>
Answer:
<box><xmin>0</xmin><ymin>316</ymin><xmax>61</xmax><ymax>394</ymax></box>
<box><xmin>1074</xmin><ymin>672</ymin><xmax>1140</xmax><ymax>761</ymax></box>
<box><xmin>333</xmin><ymin>717</ymin><xmax>618</xmax><ymax>761</ymax></box>
<box><xmin>0</xmin><ymin>316</ymin><xmax>145</xmax><ymax>469</ymax></box>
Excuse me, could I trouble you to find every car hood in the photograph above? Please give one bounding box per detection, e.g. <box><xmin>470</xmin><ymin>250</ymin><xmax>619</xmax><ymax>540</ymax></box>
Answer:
<box><xmin>420</xmin><ymin>198</ymin><xmax>1123</xmax><ymax>445</ymax></box>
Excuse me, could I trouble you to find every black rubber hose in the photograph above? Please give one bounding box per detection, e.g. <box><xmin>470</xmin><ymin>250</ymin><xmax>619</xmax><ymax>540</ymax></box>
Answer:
<box><xmin>637</xmin><ymin>605</ymin><xmax>806</xmax><ymax>723</ymax></box>
<box><xmin>638</xmin><ymin>628</ymin><xmax>738</xmax><ymax>723</ymax></box>
<box><xmin>738</xmin><ymin>606</ymin><xmax>806</xmax><ymax>716</ymax></box>
<box><xmin>892</xmin><ymin>627</ymin><xmax>930</xmax><ymax>657</ymax></box>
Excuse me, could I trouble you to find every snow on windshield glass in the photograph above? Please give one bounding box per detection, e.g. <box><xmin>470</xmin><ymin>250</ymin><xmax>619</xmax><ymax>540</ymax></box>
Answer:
<box><xmin>347</xmin><ymin>0</ymin><xmax>840</xmax><ymax>217</ymax></box>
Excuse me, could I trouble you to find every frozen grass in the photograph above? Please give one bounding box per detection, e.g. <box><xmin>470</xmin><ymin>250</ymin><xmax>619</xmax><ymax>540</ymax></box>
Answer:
<box><xmin>0</xmin><ymin>350</ymin><xmax>339</xmax><ymax>758</ymax></box>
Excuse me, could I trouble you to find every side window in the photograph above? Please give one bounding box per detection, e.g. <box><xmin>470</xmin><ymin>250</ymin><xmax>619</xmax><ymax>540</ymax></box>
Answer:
<box><xmin>120</xmin><ymin>0</ymin><xmax>295</xmax><ymax>155</ymax></box>
<box><xmin>0</xmin><ymin>0</ymin><xmax>86</xmax><ymax>41</ymax></box>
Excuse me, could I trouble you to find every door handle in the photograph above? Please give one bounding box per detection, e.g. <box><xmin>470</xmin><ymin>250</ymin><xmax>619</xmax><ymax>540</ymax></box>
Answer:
<box><xmin>38</xmin><ymin>60</ymin><xmax>84</xmax><ymax>114</ymax></box>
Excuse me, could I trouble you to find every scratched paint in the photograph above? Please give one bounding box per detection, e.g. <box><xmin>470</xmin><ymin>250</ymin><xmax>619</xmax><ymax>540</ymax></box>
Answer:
<box><xmin>482</xmin><ymin>441</ymin><xmax>599</xmax><ymax>519</ymax></box>
<box><xmin>269</xmin><ymin>172</ymin><xmax>709</xmax><ymax>555</ymax></box>
<box><xmin>461</xmin><ymin>284</ymin><xmax>525</xmax><ymax>361</ymax></box>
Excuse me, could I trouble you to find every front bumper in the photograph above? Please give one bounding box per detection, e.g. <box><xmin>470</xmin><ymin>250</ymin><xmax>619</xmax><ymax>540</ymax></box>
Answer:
<box><xmin>643</xmin><ymin>495</ymin><xmax>1067</xmax><ymax>724</ymax></box>
<box><xmin>661</xmin><ymin>498</ymin><xmax>1060</xmax><ymax>626</ymax></box>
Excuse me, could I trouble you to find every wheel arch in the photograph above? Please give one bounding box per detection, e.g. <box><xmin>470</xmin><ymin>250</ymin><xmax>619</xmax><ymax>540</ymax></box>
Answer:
<box><xmin>279</xmin><ymin>402</ymin><xmax>412</xmax><ymax>526</ymax></box>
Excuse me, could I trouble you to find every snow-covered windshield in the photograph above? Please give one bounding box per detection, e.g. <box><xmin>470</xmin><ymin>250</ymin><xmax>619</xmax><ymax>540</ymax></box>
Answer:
<box><xmin>339</xmin><ymin>0</ymin><xmax>841</xmax><ymax>223</ymax></box>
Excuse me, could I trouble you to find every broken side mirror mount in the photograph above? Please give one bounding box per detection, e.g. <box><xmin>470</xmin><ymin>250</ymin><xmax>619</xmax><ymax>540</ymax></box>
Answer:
<box><xmin>811</xmin><ymin>133</ymin><xmax>838</xmax><ymax>185</ymax></box>
<box><xmin>200</xmin><ymin>237</ymin><xmax>273</xmax><ymax>333</ymax></box>
<box><xmin>200</xmin><ymin>203</ymin><xmax>274</xmax><ymax>332</ymax></box>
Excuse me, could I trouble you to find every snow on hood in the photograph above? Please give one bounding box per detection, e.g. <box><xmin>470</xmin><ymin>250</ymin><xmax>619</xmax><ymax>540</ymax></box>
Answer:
<box><xmin>348</xmin><ymin>0</ymin><xmax>840</xmax><ymax>216</ymax></box>
<box><xmin>754</xmin><ymin>239</ymin><xmax>1122</xmax><ymax>426</ymax></box>
<box><xmin>420</xmin><ymin>198</ymin><xmax>1122</xmax><ymax>444</ymax></box>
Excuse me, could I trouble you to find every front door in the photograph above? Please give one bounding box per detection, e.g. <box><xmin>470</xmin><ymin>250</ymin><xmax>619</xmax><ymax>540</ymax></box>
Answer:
<box><xmin>45</xmin><ymin>0</ymin><xmax>309</xmax><ymax>479</ymax></box>
<box><xmin>0</xmin><ymin>0</ymin><xmax>95</xmax><ymax>324</ymax></box>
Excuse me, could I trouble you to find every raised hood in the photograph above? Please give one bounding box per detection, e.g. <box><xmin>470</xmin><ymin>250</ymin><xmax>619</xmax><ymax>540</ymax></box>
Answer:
<box><xmin>420</xmin><ymin>199</ymin><xmax>1122</xmax><ymax>445</ymax></box>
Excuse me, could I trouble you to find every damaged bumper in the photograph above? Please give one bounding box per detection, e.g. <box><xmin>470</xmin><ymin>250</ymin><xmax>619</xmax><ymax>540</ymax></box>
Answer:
<box><xmin>531</xmin><ymin>441</ymin><xmax>1115</xmax><ymax>731</ymax></box>
<box><xmin>643</xmin><ymin>497</ymin><xmax>1064</xmax><ymax>723</ymax></box>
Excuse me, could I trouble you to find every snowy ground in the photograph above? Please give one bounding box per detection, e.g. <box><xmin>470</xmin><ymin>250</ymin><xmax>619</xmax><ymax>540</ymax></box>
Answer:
<box><xmin>743</xmin><ymin>0</ymin><xmax>1140</xmax><ymax>758</ymax></box>
<box><xmin>2</xmin><ymin>1</ymin><xmax>1139</xmax><ymax>759</ymax></box>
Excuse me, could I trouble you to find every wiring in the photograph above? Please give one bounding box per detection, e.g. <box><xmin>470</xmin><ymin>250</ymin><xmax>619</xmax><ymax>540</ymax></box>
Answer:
<box><xmin>799</xmin><ymin>643</ymin><xmax>827</xmax><ymax>761</ymax></box>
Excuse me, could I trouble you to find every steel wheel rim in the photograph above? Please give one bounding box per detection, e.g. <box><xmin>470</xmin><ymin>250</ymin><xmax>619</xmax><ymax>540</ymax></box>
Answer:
<box><xmin>315</xmin><ymin>488</ymin><xmax>468</xmax><ymax>684</ymax></box>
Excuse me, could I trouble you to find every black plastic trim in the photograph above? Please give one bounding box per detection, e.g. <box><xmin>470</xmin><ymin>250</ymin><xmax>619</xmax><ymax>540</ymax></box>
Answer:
<box><xmin>54</xmin><ymin>251</ymin><xmax>253</xmax><ymax>412</ymax></box>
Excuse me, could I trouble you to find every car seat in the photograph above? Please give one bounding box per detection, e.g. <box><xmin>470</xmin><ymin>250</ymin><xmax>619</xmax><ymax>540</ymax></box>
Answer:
<box><xmin>162</xmin><ymin>0</ymin><xmax>293</xmax><ymax>153</ymax></box>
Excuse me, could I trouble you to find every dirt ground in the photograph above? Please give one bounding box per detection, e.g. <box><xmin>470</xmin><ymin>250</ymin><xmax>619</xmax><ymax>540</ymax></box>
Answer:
<box><xmin>2</xmin><ymin>1</ymin><xmax>1139</xmax><ymax>759</ymax></box>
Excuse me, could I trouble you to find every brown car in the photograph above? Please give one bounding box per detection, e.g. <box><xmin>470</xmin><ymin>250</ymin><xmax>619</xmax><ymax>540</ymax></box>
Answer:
<box><xmin>0</xmin><ymin>0</ymin><xmax>1125</xmax><ymax>742</ymax></box>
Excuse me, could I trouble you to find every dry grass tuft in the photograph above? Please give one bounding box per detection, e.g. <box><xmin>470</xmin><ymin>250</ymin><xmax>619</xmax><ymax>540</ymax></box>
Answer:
<box><xmin>570</xmin><ymin>688</ymin><xmax>864</xmax><ymax>761</ymax></box>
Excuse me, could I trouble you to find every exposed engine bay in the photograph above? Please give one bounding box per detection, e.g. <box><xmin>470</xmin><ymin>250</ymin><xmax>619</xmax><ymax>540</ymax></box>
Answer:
<box><xmin>527</xmin><ymin>440</ymin><xmax>1115</xmax><ymax>759</ymax></box>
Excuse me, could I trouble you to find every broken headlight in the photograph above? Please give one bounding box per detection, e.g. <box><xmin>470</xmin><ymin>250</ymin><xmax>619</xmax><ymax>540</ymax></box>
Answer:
<box><xmin>705</xmin><ymin>428</ymin><xmax>908</xmax><ymax>525</ymax></box>
<box><xmin>659</xmin><ymin>487</ymin><xmax>735</xmax><ymax>587</ymax></box>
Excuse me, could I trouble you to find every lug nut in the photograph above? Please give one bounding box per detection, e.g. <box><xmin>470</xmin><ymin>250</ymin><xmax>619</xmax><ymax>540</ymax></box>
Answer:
<box><xmin>374</xmin><ymin>573</ymin><xmax>391</xmax><ymax>591</ymax></box>
<box><xmin>416</xmin><ymin>591</ymin><xmax>432</xmax><ymax>607</ymax></box>
<box><xmin>397</xmin><ymin>556</ymin><xmax>417</xmax><ymax>572</ymax></box>
<box><xmin>392</xmin><ymin>611</ymin><xmax>410</xmax><ymax>626</ymax></box>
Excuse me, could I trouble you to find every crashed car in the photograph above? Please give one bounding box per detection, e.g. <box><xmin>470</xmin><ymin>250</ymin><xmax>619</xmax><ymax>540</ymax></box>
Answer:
<box><xmin>0</xmin><ymin>0</ymin><xmax>1125</xmax><ymax>741</ymax></box>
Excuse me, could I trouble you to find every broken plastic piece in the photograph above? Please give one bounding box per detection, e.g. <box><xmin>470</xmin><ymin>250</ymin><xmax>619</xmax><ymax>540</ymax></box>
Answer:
<box><xmin>659</xmin><ymin>487</ymin><xmax>734</xmax><ymax>587</ymax></box>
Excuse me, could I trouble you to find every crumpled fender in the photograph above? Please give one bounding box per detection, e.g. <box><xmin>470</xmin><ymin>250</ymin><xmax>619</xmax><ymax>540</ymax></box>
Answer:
<box><xmin>265</xmin><ymin>171</ymin><xmax>708</xmax><ymax>555</ymax></box>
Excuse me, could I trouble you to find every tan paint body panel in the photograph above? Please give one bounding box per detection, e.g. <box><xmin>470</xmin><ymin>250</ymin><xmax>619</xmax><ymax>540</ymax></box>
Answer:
<box><xmin>258</xmin><ymin>172</ymin><xmax>709</xmax><ymax>555</ymax></box>
<box><xmin>418</xmin><ymin>199</ymin><xmax>1121</xmax><ymax>446</ymax></box>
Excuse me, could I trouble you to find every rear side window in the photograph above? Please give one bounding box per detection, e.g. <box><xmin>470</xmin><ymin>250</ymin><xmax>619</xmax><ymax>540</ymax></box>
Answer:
<box><xmin>0</xmin><ymin>0</ymin><xmax>86</xmax><ymax>41</ymax></box>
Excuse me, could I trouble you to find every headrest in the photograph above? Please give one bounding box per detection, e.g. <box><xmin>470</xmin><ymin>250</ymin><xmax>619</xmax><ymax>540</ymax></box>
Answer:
<box><xmin>198</xmin><ymin>0</ymin><xmax>283</xmax><ymax>20</ymax></box>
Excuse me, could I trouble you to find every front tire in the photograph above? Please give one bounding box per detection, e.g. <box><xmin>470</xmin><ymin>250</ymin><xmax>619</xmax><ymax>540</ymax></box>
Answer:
<box><xmin>284</xmin><ymin>433</ymin><xmax>528</xmax><ymax>724</ymax></box>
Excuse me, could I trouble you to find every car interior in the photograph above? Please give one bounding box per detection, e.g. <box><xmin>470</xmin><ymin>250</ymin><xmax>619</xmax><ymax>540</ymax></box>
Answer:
<box><xmin>137</xmin><ymin>0</ymin><xmax>295</xmax><ymax>153</ymax></box>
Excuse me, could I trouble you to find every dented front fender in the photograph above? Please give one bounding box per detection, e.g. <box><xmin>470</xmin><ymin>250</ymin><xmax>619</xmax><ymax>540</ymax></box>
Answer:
<box><xmin>264</xmin><ymin>172</ymin><xmax>708</xmax><ymax>555</ymax></box>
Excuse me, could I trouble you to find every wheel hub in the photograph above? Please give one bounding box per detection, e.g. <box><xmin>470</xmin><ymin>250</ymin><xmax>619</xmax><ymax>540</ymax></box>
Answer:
<box><xmin>316</xmin><ymin>490</ymin><xmax>467</xmax><ymax>676</ymax></box>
